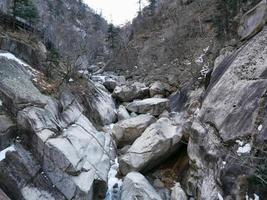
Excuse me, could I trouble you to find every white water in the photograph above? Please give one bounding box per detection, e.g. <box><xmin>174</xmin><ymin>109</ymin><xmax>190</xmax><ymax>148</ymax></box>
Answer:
<box><xmin>105</xmin><ymin>158</ymin><xmax>122</xmax><ymax>200</ymax></box>
<box><xmin>0</xmin><ymin>145</ymin><xmax>16</xmax><ymax>161</ymax></box>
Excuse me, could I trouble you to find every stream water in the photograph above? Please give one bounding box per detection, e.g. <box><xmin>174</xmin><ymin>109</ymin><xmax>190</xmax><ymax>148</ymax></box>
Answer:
<box><xmin>105</xmin><ymin>158</ymin><xmax>122</xmax><ymax>200</ymax></box>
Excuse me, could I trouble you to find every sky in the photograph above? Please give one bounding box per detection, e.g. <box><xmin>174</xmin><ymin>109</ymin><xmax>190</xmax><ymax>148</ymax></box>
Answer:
<box><xmin>84</xmin><ymin>0</ymin><xmax>149</xmax><ymax>25</ymax></box>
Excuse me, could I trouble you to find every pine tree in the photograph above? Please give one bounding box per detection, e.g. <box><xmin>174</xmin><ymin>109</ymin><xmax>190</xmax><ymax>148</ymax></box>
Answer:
<box><xmin>12</xmin><ymin>0</ymin><xmax>38</xmax><ymax>24</ymax></box>
<box><xmin>106</xmin><ymin>24</ymin><xmax>120</xmax><ymax>49</ymax></box>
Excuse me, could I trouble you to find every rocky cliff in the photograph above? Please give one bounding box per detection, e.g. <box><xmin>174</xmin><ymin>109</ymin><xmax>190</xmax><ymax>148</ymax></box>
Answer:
<box><xmin>0</xmin><ymin>0</ymin><xmax>267</xmax><ymax>200</ymax></box>
<box><xmin>1</xmin><ymin>0</ymin><xmax>108</xmax><ymax>69</ymax></box>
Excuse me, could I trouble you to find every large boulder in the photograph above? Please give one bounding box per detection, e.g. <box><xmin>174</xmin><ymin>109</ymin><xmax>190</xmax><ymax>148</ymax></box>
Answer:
<box><xmin>121</xmin><ymin>172</ymin><xmax>163</xmax><ymax>200</ymax></box>
<box><xmin>119</xmin><ymin>118</ymin><xmax>183</xmax><ymax>175</ymax></box>
<box><xmin>126</xmin><ymin>98</ymin><xmax>170</xmax><ymax>116</ymax></box>
<box><xmin>238</xmin><ymin>0</ymin><xmax>267</xmax><ymax>40</ymax></box>
<box><xmin>90</xmin><ymin>73</ymin><xmax>126</xmax><ymax>92</ymax></box>
<box><xmin>0</xmin><ymin>144</ymin><xmax>65</xmax><ymax>200</ymax></box>
<box><xmin>149</xmin><ymin>81</ymin><xmax>172</xmax><ymax>97</ymax></box>
<box><xmin>112</xmin><ymin>82</ymin><xmax>149</xmax><ymax>102</ymax></box>
<box><xmin>0</xmin><ymin>52</ymin><xmax>49</xmax><ymax>114</ymax></box>
<box><xmin>112</xmin><ymin>114</ymin><xmax>156</xmax><ymax>147</ymax></box>
<box><xmin>117</xmin><ymin>105</ymin><xmax>131</xmax><ymax>121</ymax></box>
<box><xmin>81</xmin><ymin>80</ymin><xmax>117</xmax><ymax>126</ymax></box>
<box><xmin>171</xmin><ymin>182</ymin><xmax>187</xmax><ymax>200</ymax></box>
<box><xmin>17</xmin><ymin>92</ymin><xmax>116</xmax><ymax>200</ymax></box>
<box><xmin>201</xmin><ymin>26</ymin><xmax>267</xmax><ymax>141</ymax></box>
<box><xmin>186</xmin><ymin>27</ymin><xmax>267</xmax><ymax>199</ymax></box>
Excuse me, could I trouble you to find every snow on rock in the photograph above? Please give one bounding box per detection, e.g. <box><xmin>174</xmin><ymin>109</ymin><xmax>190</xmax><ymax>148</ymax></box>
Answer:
<box><xmin>0</xmin><ymin>52</ymin><xmax>29</xmax><ymax>66</ymax></box>
<box><xmin>237</xmin><ymin>143</ymin><xmax>251</xmax><ymax>155</ymax></box>
<box><xmin>258</xmin><ymin>124</ymin><xmax>263</xmax><ymax>131</ymax></box>
<box><xmin>0</xmin><ymin>145</ymin><xmax>15</xmax><ymax>161</ymax></box>
<box><xmin>195</xmin><ymin>54</ymin><xmax>204</xmax><ymax>65</ymax></box>
<box><xmin>0</xmin><ymin>99</ymin><xmax>2</xmax><ymax>107</ymax></box>
<box><xmin>200</xmin><ymin>64</ymin><xmax>210</xmax><ymax>78</ymax></box>
<box><xmin>203</xmin><ymin>46</ymin><xmax>210</xmax><ymax>53</ymax></box>
<box><xmin>246</xmin><ymin>193</ymin><xmax>260</xmax><ymax>200</ymax></box>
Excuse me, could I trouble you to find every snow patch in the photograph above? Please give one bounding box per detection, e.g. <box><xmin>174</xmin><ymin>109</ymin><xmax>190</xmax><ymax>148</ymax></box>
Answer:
<box><xmin>0</xmin><ymin>99</ymin><xmax>2</xmax><ymax>107</ymax></box>
<box><xmin>258</xmin><ymin>124</ymin><xmax>263</xmax><ymax>131</ymax></box>
<box><xmin>195</xmin><ymin>54</ymin><xmax>204</xmax><ymax>65</ymax></box>
<box><xmin>200</xmin><ymin>64</ymin><xmax>210</xmax><ymax>78</ymax></box>
<box><xmin>203</xmin><ymin>46</ymin><xmax>209</xmax><ymax>53</ymax></box>
<box><xmin>0</xmin><ymin>145</ymin><xmax>16</xmax><ymax>161</ymax></box>
<box><xmin>237</xmin><ymin>143</ymin><xmax>251</xmax><ymax>155</ymax></box>
<box><xmin>0</xmin><ymin>52</ymin><xmax>29</xmax><ymax>66</ymax></box>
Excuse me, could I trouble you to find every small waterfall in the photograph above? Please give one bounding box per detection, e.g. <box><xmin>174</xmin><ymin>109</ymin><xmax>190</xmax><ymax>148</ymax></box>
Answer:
<box><xmin>105</xmin><ymin>158</ymin><xmax>122</xmax><ymax>200</ymax></box>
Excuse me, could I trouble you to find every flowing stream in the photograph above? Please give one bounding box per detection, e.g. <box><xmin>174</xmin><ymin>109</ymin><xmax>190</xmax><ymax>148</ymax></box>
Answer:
<box><xmin>105</xmin><ymin>158</ymin><xmax>122</xmax><ymax>200</ymax></box>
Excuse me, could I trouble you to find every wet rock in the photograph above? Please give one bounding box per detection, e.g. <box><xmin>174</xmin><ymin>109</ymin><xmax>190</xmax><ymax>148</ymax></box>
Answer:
<box><xmin>238</xmin><ymin>0</ymin><xmax>267</xmax><ymax>40</ymax></box>
<box><xmin>121</xmin><ymin>172</ymin><xmax>163</xmax><ymax>200</ymax></box>
<box><xmin>112</xmin><ymin>114</ymin><xmax>156</xmax><ymax>147</ymax></box>
<box><xmin>112</xmin><ymin>82</ymin><xmax>149</xmax><ymax>102</ymax></box>
<box><xmin>117</xmin><ymin>105</ymin><xmax>131</xmax><ymax>121</ymax></box>
<box><xmin>126</xmin><ymin>98</ymin><xmax>170</xmax><ymax>116</ymax></box>
<box><xmin>120</xmin><ymin>118</ymin><xmax>183</xmax><ymax>175</ymax></box>
<box><xmin>171</xmin><ymin>182</ymin><xmax>187</xmax><ymax>200</ymax></box>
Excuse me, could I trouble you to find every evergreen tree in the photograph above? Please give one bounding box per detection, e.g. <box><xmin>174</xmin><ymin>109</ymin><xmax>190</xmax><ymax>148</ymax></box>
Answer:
<box><xmin>106</xmin><ymin>24</ymin><xmax>120</xmax><ymax>49</ymax></box>
<box><xmin>12</xmin><ymin>0</ymin><xmax>38</xmax><ymax>24</ymax></box>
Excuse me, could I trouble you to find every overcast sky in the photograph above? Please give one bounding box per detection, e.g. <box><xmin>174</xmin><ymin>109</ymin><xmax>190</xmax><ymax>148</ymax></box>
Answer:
<box><xmin>84</xmin><ymin>0</ymin><xmax>148</xmax><ymax>25</ymax></box>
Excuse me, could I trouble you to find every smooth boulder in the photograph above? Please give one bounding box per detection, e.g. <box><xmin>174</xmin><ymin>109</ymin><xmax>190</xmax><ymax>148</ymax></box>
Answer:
<box><xmin>119</xmin><ymin>118</ymin><xmax>183</xmax><ymax>175</ymax></box>
<box><xmin>82</xmin><ymin>80</ymin><xmax>117</xmax><ymax>126</ymax></box>
<box><xmin>117</xmin><ymin>105</ymin><xmax>131</xmax><ymax>121</ymax></box>
<box><xmin>112</xmin><ymin>82</ymin><xmax>149</xmax><ymax>102</ymax></box>
<box><xmin>17</xmin><ymin>92</ymin><xmax>115</xmax><ymax>200</ymax></box>
<box><xmin>238</xmin><ymin>0</ymin><xmax>267</xmax><ymax>40</ymax></box>
<box><xmin>171</xmin><ymin>183</ymin><xmax>187</xmax><ymax>200</ymax></box>
<box><xmin>112</xmin><ymin>114</ymin><xmax>156</xmax><ymax>147</ymax></box>
<box><xmin>126</xmin><ymin>98</ymin><xmax>170</xmax><ymax>116</ymax></box>
<box><xmin>121</xmin><ymin>172</ymin><xmax>163</xmax><ymax>200</ymax></box>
